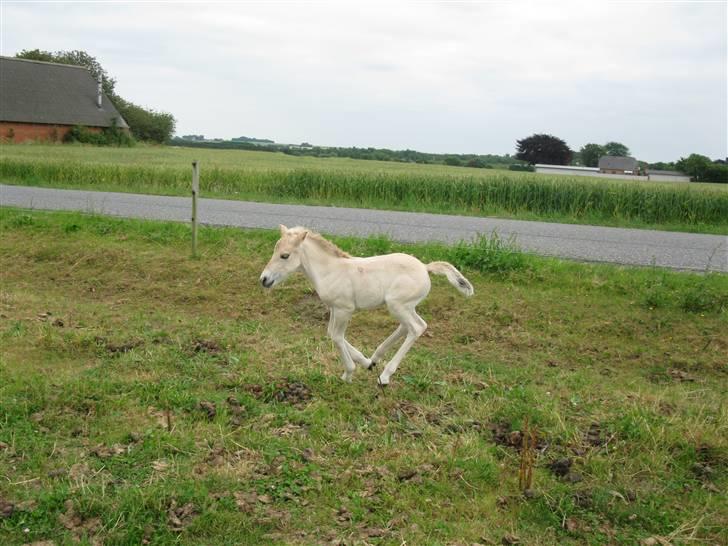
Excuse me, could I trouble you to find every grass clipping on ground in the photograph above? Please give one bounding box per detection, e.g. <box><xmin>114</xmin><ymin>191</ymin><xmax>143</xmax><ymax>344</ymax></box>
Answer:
<box><xmin>0</xmin><ymin>208</ymin><xmax>726</xmax><ymax>545</ymax></box>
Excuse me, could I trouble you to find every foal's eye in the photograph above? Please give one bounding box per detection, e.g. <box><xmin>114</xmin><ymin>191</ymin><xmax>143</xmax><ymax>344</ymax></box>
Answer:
<box><xmin>280</xmin><ymin>253</ymin><xmax>290</xmax><ymax>260</ymax></box>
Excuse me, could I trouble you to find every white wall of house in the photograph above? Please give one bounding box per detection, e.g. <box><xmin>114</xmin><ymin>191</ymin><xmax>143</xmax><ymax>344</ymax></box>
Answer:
<box><xmin>647</xmin><ymin>173</ymin><xmax>691</xmax><ymax>183</ymax></box>
<box><xmin>534</xmin><ymin>164</ymin><xmax>649</xmax><ymax>181</ymax></box>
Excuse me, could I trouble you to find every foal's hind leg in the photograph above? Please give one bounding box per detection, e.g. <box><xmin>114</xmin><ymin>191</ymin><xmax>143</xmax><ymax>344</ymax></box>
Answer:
<box><xmin>368</xmin><ymin>325</ymin><xmax>405</xmax><ymax>370</ymax></box>
<box><xmin>379</xmin><ymin>305</ymin><xmax>427</xmax><ymax>386</ymax></box>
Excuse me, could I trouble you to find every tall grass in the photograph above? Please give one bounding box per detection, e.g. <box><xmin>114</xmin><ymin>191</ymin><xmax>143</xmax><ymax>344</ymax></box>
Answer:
<box><xmin>2</xmin><ymin>158</ymin><xmax>727</xmax><ymax>227</ymax></box>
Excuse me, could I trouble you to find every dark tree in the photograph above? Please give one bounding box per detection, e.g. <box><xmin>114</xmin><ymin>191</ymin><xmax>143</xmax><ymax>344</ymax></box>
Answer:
<box><xmin>603</xmin><ymin>141</ymin><xmax>630</xmax><ymax>157</ymax></box>
<box><xmin>515</xmin><ymin>134</ymin><xmax>572</xmax><ymax>165</ymax></box>
<box><xmin>675</xmin><ymin>154</ymin><xmax>712</xmax><ymax>180</ymax></box>
<box><xmin>676</xmin><ymin>154</ymin><xmax>728</xmax><ymax>183</ymax></box>
<box><xmin>579</xmin><ymin>143</ymin><xmax>605</xmax><ymax>167</ymax></box>
<box><xmin>113</xmin><ymin>97</ymin><xmax>176</xmax><ymax>143</ymax></box>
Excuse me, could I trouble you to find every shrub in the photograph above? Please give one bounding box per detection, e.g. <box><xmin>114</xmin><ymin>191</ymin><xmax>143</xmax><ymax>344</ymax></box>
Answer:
<box><xmin>63</xmin><ymin>125</ymin><xmax>104</xmax><ymax>145</ymax></box>
<box><xmin>508</xmin><ymin>163</ymin><xmax>535</xmax><ymax>172</ymax></box>
<box><xmin>114</xmin><ymin>98</ymin><xmax>175</xmax><ymax>143</ymax></box>
<box><xmin>448</xmin><ymin>233</ymin><xmax>528</xmax><ymax>273</ymax></box>
<box><xmin>63</xmin><ymin>121</ymin><xmax>134</xmax><ymax>147</ymax></box>
<box><xmin>680</xmin><ymin>280</ymin><xmax>728</xmax><ymax>313</ymax></box>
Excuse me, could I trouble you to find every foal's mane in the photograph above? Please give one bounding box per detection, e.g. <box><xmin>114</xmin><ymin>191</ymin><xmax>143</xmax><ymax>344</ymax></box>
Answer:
<box><xmin>292</xmin><ymin>227</ymin><xmax>351</xmax><ymax>258</ymax></box>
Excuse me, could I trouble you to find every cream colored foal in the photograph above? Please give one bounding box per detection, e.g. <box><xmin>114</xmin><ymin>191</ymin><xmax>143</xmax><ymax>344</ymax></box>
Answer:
<box><xmin>260</xmin><ymin>226</ymin><xmax>473</xmax><ymax>385</ymax></box>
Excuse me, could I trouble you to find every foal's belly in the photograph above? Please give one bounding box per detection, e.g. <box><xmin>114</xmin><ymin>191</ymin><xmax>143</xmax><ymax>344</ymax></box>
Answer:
<box><xmin>353</xmin><ymin>285</ymin><xmax>386</xmax><ymax>310</ymax></box>
<box><xmin>354</xmin><ymin>293</ymin><xmax>386</xmax><ymax>310</ymax></box>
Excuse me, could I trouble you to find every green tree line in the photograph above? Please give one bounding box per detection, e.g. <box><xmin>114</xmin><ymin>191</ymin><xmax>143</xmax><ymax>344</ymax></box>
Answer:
<box><xmin>170</xmin><ymin>138</ymin><xmax>518</xmax><ymax>168</ymax></box>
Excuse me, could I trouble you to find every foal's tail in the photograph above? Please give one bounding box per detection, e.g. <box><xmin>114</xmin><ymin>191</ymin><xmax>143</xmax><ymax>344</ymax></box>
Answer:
<box><xmin>426</xmin><ymin>262</ymin><xmax>474</xmax><ymax>297</ymax></box>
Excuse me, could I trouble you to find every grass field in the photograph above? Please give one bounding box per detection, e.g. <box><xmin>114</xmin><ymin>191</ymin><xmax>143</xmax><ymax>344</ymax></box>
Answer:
<box><xmin>2</xmin><ymin>144</ymin><xmax>727</xmax><ymax>235</ymax></box>
<box><xmin>1</xmin><ymin>208</ymin><xmax>726</xmax><ymax>545</ymax></box>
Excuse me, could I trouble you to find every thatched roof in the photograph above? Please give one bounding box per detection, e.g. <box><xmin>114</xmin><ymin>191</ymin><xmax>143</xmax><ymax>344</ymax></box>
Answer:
<box><xmin>0</xmin><ymin>56</ymin><xmax>128</xmax><ymax>128</ymax></box>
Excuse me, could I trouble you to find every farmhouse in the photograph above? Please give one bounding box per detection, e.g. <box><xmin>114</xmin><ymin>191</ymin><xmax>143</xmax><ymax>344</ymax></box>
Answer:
<box><xmin>598</xmin><ymin>155</ymin><xmax>639</xmax><ymax>175</ymax></box>
<box><xmin>0</xmin><ymin>56</ymin><xmax>128</xmax><ymax>142</ymax></box>
<box><xmin>534</xmin><ymin>163</ymin><xmax>690</xmax><ymax>183</ymax></box>
<box><xmin>646</xmin><ymin>169</ymin><xmax>691</xmax><ymax>183</ymax></box>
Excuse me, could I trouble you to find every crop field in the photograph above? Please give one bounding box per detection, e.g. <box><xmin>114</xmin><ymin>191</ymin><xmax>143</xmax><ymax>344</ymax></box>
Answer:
<box><xmin>1</xmin><ymin>144</ymin><xmax>727</xmax><ymax>235</ymax></box>
<box><xmin>1</xmin><ymin>208</ymin><xmax>726</xmax><ymax>545</ymax></box>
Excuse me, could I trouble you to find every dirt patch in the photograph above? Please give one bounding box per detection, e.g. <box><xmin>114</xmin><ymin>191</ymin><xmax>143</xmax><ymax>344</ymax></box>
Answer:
<box><xmin>58</xmin><ymin>499</ymin><xmax>102</xmax><ymax>544</ymax></box>
<box><xmin>691</xmin><ymin>443</ymin><xmax>726</xmax><ymax>483</ymax></box>
<box><xmin>272</xmin><ymin>423</ymin><xmax>308</xmax><ymax>437</ymax></box>
<box><xmin>167</xmin><ymin>499</ymin><xmax>198</xmax><ymax>532</ymax></box>
<box><xmin>147</xmin><ymin>406</ymin><xmax>173</xmax><ymax>430</ymax></box>
<box><xmin>649</xmin><ymin>366</ymin><xmax>697</xmax><ymax>384</ymax></box>
<box><xmin>585</xmin><ymin>423</ymin><xmax>606</xmax><ymax>447</ymax></box>
<box><xmin>95</xmin><ymin>336</ymin><xmax>143</xmax><ymax>354</ymax></box>
<box><xmin>267</xmin><ymin>381</ymin><xmax>312</xmax><ymax>406</ymax></box>
<box><xmin>397</xmin><ymin>463</ymin><xmax>435</xmax><ymax>484</ymax></box>
<box><xmin>489</xmin><ymin>421</ymin><xmax>546</xmax><ymax>451</ymax></box>
<box><xmin>242</xmin><ymin>383</ymin><xmax>265</xmax><ymax>400</ymax></box>
<box><xmin>0</xmin><ymin>498</ymin><xmax>14</xmax><ymax>519</ymax></box>
<box><xmin>198</xmin><ymin>400</ymin><xmax>217</xmax><ymax>420</ymax></box>
<box><xmin>194</xmin><ymin>445</ymin><xmax>260</xmax><ymax>478</ymax></box>
<box><xmin>572</xmin><ymin>489</ymin><xmax>594</xmax><ymax>509</ymax></box>
<box><xmin>226</xmin><ymin>396</ymin><xmax>246</xmax><ymax>426</ymax></box>
<box><xmin>668</xmin><ymin>368</ymin><xmax>695</xmax><ymax>382</ymax></box>
<box><xmin>547</xmin><ymin>457</ymin><xmax>583</xmax><ymax>483</ymax></box>
<box><xmin>90</xmin><ymin>443</ymin><xmax>128</xmax><ymax>458</ymax></box>
<box><xmin>233</xmin><ymin>491</ymin><xmax>259</xmax><ymax>513</ymax></box>
<box><xmin>548</xmin><ymin>457</ymin><xmax>572</xmax><ymax>477</ymax></box>
<box><xmin>191</xmin><ymin>339</ymin><xmax>222</xmax><ymax>354</ymax></box>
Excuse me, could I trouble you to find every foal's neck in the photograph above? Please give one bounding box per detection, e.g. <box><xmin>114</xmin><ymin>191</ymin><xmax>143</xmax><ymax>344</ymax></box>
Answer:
<box><xmin>300</xmin><ymin>239</ymin><xmax>343</xmax><ymax>295</ymax></box>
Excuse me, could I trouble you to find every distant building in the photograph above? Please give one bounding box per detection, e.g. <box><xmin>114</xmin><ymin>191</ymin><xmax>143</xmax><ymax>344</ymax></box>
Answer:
<box><xmin>535</xmin><ymin>164</ymin><xmax>600</xmax><ymax>176</ymax></box>
<box><xmin>598</xmin><ymin>156</ymin><xmax>639</xmax><ymax>175</ymax></box>
<box><xmin>0</xmin><ymin>56</ymin><xmax>128</xmax><ymax>143</ymax></box>
<box><xmin>646</xmin><ymin>169</ymin><xmax>691</xmax><ymax>183</ymax></box>
<box><xmin>182</xmin><ymin>134</ymin><xmax>205</xmax><ymax>141</ymax></box>
<box><xmin>533</xmin><ymin>163</ymin><xmax>689</xmax><ymax>183</ymax></box>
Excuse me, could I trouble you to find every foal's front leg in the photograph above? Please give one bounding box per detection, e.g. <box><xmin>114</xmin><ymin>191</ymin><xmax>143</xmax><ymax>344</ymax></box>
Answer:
<box><xmin>327</xmin><ymin>307</ymin><xmax>357</xmax><ymax>382</ymax></box>
<box><xmin>327</xmin><ymin>311</ymin><xmax>371</xmax><ymax>369</ymax></box>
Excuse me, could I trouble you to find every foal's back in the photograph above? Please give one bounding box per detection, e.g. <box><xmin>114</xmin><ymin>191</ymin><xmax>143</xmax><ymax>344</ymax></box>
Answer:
<box><xmin>345</xmin><ymin>252</ymin><xmax>431</xmax><ymax>310</ymax></box>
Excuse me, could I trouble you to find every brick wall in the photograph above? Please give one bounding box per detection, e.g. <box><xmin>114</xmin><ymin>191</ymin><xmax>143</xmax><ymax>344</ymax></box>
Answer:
<box><xmin>0</xmin><ymin>122</ymin><xmax>102</xmax><ymax>143</ymax></box>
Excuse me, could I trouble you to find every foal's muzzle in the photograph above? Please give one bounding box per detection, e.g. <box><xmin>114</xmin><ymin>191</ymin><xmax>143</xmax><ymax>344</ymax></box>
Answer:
<box><xmin>260</xmin><ymin>274</ymin><xmax>274</xmax><ymax>288</ymax></box>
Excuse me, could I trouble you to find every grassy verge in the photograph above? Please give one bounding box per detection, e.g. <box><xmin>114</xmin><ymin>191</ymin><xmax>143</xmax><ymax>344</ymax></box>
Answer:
<box><xmin>1</xmin><ymin>208</ymin><xmax>726</xmax><ymax>545</ymax></box>
<box><xmin>1</xmin><ymin>144</ymin><xmax>727</xmax><ymax>235</ymax></box>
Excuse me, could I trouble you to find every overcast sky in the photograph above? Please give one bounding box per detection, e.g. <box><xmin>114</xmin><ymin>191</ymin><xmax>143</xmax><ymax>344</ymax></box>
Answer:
<box><xmin>2</xmin><ymin>1</ymin><xmax>726</xmax><ymax>162</ymax></box>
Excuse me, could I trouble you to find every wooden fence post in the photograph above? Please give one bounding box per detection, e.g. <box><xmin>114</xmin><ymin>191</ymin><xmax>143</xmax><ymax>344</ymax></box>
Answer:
<box><xmin>191</xmin><ymin>161</ymin><xmax>199</xmax><ymax>257</ymax></box>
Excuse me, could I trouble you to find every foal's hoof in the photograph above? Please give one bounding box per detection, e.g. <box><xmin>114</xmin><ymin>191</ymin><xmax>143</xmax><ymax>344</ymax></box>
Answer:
<box><xmin>367</xmin><ymin>360</ymin><xmax>378</xmax><ymax>371</ymax></box>
<box><xmin>377</xmin><ymin>377</ymin><xmax>389</xmax><ymax>388</ymax></box>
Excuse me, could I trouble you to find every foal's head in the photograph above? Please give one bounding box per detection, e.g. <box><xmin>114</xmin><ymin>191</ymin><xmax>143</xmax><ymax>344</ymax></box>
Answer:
<box><xmin>259</xmin><ymin>225</ymin><xmax>308</xmax><ymax>288</ymax></box>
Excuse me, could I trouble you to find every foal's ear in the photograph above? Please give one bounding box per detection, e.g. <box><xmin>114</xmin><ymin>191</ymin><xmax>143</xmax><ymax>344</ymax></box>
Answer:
<box><xmin>293</xmin><ymin>230</ymin><xmax>308</xmax><ymax>243</ymax></box>
<box><xmin>279</xmin><ymin>224</ymin><xmax>288</xmax><ymax>236</ymax></box>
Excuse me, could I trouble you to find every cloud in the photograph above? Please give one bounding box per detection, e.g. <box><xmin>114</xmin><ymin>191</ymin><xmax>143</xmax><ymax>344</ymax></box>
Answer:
<box><xmin>2</xmin><ymin>1</ymin><xmax>725</xmax><ymax>161</ymax></box>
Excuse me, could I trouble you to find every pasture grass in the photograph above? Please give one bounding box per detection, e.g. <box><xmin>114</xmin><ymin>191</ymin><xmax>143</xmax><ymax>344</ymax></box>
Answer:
<box><xmin>1</xmin><ymin>208</ymin><xmax>727</xmax><ymax>545</ymax></box>
<box><xmin>1</xmin><ymin>143</ymin><xmax>727</xmax><ymax>235</ymax></box>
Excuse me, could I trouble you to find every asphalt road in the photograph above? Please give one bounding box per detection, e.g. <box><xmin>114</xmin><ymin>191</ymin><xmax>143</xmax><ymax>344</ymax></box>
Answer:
<box><xmin>1</xmin><ymin>184</ymin><xmax>726</xmax><ymax>272</ymax></box>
